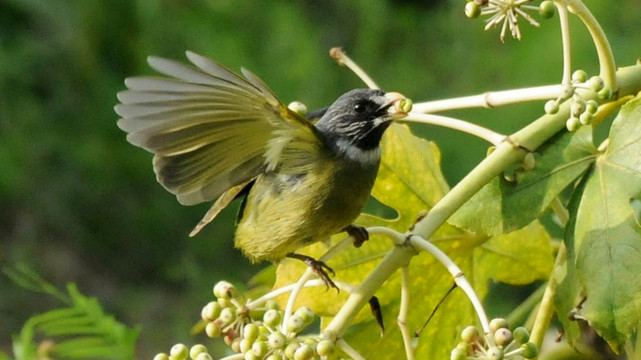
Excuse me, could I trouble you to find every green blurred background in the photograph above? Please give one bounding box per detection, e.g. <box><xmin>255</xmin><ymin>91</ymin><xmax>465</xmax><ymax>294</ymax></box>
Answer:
<box><xmin>0</xmin><ymin>0</ymin><xmax>638</xmax><ymax>358</ymax></box>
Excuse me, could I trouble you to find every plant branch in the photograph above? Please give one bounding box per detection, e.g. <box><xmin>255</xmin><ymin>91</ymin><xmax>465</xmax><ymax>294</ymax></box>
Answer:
<box><xmin>330</xmin><ymin>47</ymin><xmax>379</xmax><ymax>90</ymax></box>
<box><xmin>411</xmin><ymin>85</ymin><xmax>563</xmax><ymax>113</ymax></box>
<box><xmin>403</xmin><ymin>113</ymin><xmax>506</xmax><ymax>145</ymax></box>
<box><xmin>556</xmin><ymin>3</ymin><xmax>572</xmax><ymax>86</ymax></box>
<box><xmin>398</xmin><ymin>266</ymin><xmax>415</xmax><ymax>360</ymax></box>
<box><xmin>337</xmin><ymin>339</ymin><xmax>367</xmax><ymax>360</ymax></box>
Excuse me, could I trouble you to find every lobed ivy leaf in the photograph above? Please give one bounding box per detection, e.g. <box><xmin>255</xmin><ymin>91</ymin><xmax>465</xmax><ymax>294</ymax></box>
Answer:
<box><xmin>273</xmin><ymin>124</ymin><xmax>554</xmax><ymax>359</ymax></box>
<box><xmin>450</xmin><ymin>125</ymin><xmax>597</xmax><ymax>236</ymax></box>
<box><xmin>564</xmin><ymin>95</ymin><xmax>641</xmax><ymax>351</ymax></box>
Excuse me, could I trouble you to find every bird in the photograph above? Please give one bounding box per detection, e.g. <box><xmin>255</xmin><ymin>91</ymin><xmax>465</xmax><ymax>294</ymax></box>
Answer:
<box><xmin>115</xmin><ymin>51</ymin><xmax>411</xmax><ymax>288</ymax></box>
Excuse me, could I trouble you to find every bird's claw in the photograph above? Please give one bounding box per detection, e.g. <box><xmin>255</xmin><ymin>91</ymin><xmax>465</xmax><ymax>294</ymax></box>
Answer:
<box><xmin>286</xmin><ymin>253</ymin><xmax>338</xmax><ymax>292</ymax></box>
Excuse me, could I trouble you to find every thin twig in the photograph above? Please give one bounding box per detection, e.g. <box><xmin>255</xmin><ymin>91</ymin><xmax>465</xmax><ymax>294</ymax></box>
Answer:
<box><xmin>337</xmin><ymin>339</ymin><xmax>367</xmax><ymax>360</ymax></box>
<box><xmin>398</xmin><ymin>266</ymin><xmax>415</xmax><ymax>360</ymax></box>
<box><xmin>403</xmin><ymin>113</ymin><xmax>506</xmax><ymax>145</ymax></box>
<box><xmin>330</xmin><ymin>47</ymin><xmax>379</xmax><ymax>89</ymax></box>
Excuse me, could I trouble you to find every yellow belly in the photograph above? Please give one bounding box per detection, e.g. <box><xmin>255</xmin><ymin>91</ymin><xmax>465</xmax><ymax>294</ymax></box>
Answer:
<box><xmin>234</xmin><ymin>159</ymin><xmax>378</xmax><ymax>262</ymax></box>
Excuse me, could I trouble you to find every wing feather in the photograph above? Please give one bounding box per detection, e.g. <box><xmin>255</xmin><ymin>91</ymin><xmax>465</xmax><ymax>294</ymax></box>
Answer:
<box><xmin>116</xmin><ymin>51</ymin><xmax>326</xmax><ymax>207</ymax></box>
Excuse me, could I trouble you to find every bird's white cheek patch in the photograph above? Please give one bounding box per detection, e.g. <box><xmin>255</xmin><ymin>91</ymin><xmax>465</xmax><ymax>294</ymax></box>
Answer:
<box><xmin>335</xmin><ymin>139</ymin><xmax>382</xmax><ymax>165</ymax></box>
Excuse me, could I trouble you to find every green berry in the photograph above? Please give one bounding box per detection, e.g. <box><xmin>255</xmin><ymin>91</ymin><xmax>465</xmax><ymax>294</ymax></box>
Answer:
<box><xmin>544</xmin><ymin>99</ymin><xmax>559</xmax><ymax>114</ymax></box>
<box><xmin>213</xmin><ymin>281</ymin><xmax>237</xmax><ymax>299</ymax></box>
<box><xmin>205</xmin><ymin>320</ymin><xmax>222</xmax><ymax>338</ymax></box>
<box><xmin>489</xmin><ymin>318</ymin><xmax>509</xmax><ymax>333</ymax></box>
<box><xmin>230</xmin><ymin>337</ymin><xmax>242</xmax><ymax>353</ymax></box>
<box><xmin>287</xmin><ymin>101</ymin><xmax>308</xmax><ymax>117</ymax></box>
<box><xmin>154</xmin><ymin>353</ymin><xmax>170</xmax><ymax>360</ymax></box>
<box><xmin>579</xmin><ymin>112</ymin><xmax>593</xmax><ymax>125</ymax></box>
<box><xmin>252</xmin><ymin>340</ymin><xmax>269</xmax><ymax>357</ymax></box>
<box><xmin>265</xmin><ymin>300</ymin><xmax>280</xmax><ymax>310</ymax></box>
<box><xmin>217</xmin><ymin>298</ymin><xmax>232</xmax><ymax>308</ymax></box>
<box><xmin>560</xmin><ymin>85</ymin><xmax>575</xmax><ymax>100</ymax></box>
<box><xmin>494</xmin><ymin>328</ymin><xmax>512</xmax><ymax>346</ymax></box>
<box><xmin>170</xmin><ymin>344</ymin><xmax>189</xmax><ymax>360</ymax></box>
<box><xmin>598</xmin><ymin>87</ymin><xmax>612</xmax><ymax>100</ymax></box>
<box><xmin>268</xmin><ymin>331</ymin><xmax>287</xmax><ymax>349</ymax></box>
<box><xmin>189</xmin><ymin>344</ymin><xmax>208</xmax><ymax>359</ymax></box>
<box><xmin>219</xmin><ymin>307</ymin><xmax>236</xmax><ymax>325</ymax></box>
<box><xmin>539</xmin><ymin>1</ymin><xmax>555</xmax><ymax>19</ymax></box>
<box><xmin>571</xmin><ymin>69</ymin><xmax>588</xmax><ymax>83</ymax></box>
<box><xmin>571</xmin><ymin>100</ymin><xmax>586</xmax><ymax>116</ymax></box>
<box><xmin>513</xmin><ymin>327</ymin><xmax>530</xmax><ymax>344</ymax></box>
<box><xmin>266</xmin><ymin>354</ymin><xmax>284</xmax><ymax>360</ymax></box>
<box><xmin>284</xmin><ymin>342</ymin><xmax>301</xmax><ymax>359</ymax></box>
<box><xmin>194</xmin><ymin>354</ymin><xmax>212</xmax><ymax>360</ymax></box>
<box><xmin>294</xmin><ymin>345</ymin><xmax>314</xmax><ymax>360</ymax></box>
<box><xmin>294</xmin><ymin>307</ymin><xmax>315</xmax><ymax>326</ymax></box>
<box><xmin>243</xmin><ymin>323</ymin><xmax>260</xmax><ymax>342</ymax></box>
<box><xmin>566</xmin><ymin>116</ymin><xmax>581</xmax><ymax>131</ymax></box>
<box><xmin>486</xmin><ymin>346</ymin><xmax>504</xmax><ymax>360</ymax></box>
<box><xmin>461</xmin><ymin>325</ymin><xmax>480</xmax><ymax>343</ymax></box>
<box><xmin>263</xmin><ymin>309</ymin><xmax>282</xmax><ymax>327</ymax></box>
<box><xmin>286</xmin><ymin>315</ymin><xmax>305</xmax><ymax>333</ymax></box>
<box><xmin>588</xmin><ymin>76</ymin><xmax>605</xmax><ymax>92</ymax></box>
<box><xmin>523</xmin><ymin>152</ymin><xmax>536</xmax><ymax>171</ymax></box>
<box><xmin>465</xmin><ymin>1</ymin><xmax>481</xmax><ymax>18</ymax></box>
<box><xmin>239</xmin><ymin>338</ymin><xmax>254</xmax><ymax>354</ymax></box>
<box><xmin>450</xmin><ymin>346</ymin><xmax>467</xmax><ymax>360</ymax></box>
<box><xmin>316</xmin><ymin>340</ymin><xmax>335</xmax><ymax>357</ymax></box>
<box><xmin>521</xmin><ymin>342</ymin><xmax>539</xmax><ymax>359</ymax></box>
<box><xmin>586</xmin><ymin>100</ymin><xmax>599</xmax><ymax>114</ymax></box>
<box><xmin>201</xmin><ymin>302</ymin><xmax>222</xmax><ymax>322</ymax></box>
<box><xmin>244</xmin><ymin>350</ymin><xmax>260</xmax><ymax>360</ymax></box>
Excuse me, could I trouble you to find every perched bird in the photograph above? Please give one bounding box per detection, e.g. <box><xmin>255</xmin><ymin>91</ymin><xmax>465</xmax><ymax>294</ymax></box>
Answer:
<box><xmin>115</xmin><ymin>51</ymin><xmax>411</xmax><ymax>287</ymax></box>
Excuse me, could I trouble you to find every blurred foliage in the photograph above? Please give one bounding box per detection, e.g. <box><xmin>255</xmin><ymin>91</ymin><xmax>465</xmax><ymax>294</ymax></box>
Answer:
<box><xmin>0</xmin><ymin>0</ymin><xmax>639</xmax><ymax>358</ymax></box>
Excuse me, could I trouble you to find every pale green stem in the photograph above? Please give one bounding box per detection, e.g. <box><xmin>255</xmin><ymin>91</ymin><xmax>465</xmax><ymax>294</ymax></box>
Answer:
<box><xmin>330</xmin><ymin>47</ymin><xmax>380</xmax><ymax>90</ymax></box>
<box><xmin>398</xmin><ymin>266</ymin><xmax>415</xmax><ymax>360</ymax></box>
<box><xmin>550</xmin><ymin>197</ymin><xmax>570</xmax><ymax>226</ymax></box>
<box><xmin>530</xmin><ymin>244</ymin><xmax>567</xmax><ymax>356</ymax></box>
<box><xmin>408</xmin><ymin>235</ymin><xmax>492</xmax><ymax>338</ymax></box>
<box><xmin>323</xmin><ymin>245</ymin><xmax>415</xmax><ymax>340</ymax></box>
<box><xmin>411</xmin><ymin>85</ymin><xmax>562</xmax><ymax>113</ymax></box>
<box><xmin>337</xmin><ymin>339</ymin><xmax>367</xmax><ymax>360</ymax></box>
<box><xmin>247</xmin><ymin>279</ymin><xmax>353</xmax><ymax>309</ymax></box>
<box><xmin>403</xmin><ymin>113</ymin><xmax>506</xmax><ymax>145</ymax></box>
<box><xmin>564</xmin><ymin>0</ymin><xmax>617</xmax><ymax>91</ymax></box>
<box><xmin>556</xmin><ymin>3</ymin><xmax>572</xmax><ymax>86</ymax></box>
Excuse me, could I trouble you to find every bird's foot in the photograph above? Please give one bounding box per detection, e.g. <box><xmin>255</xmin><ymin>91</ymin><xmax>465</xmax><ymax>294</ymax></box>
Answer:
<box><xmin>344</xmin><ymin>224</ymin><xmax>369</xmax><ymax>248</ymax></box>
<box><xmin>286</xmin><ymin>253</ymin><xmax>338</xmax><ymax>292</ymax></box>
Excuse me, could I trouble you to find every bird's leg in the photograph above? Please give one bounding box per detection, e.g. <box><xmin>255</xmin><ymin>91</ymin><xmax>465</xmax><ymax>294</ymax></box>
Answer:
<box><xmin>286</xmin><ymin>253</ymin><xmax>338</xmax><ymax>291</ymax></box>
<box><xmin>344</xmin><ymin>224</ymin><xmax>369</xmax><ymax>248</ymax></box>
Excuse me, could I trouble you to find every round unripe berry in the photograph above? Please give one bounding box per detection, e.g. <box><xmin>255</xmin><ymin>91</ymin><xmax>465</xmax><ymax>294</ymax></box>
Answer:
<box><xmin>194</xmin><ymin>354</ymin><xmax>212</xmax><ymax>360</ymax></box>
<box><xmin>539</xmin><ymin>1</ymin><xmax>555</xmax><ymax>18</ymax></box>
<box><xmin>219</xmin><ymin>307</ymin><xmax>236</xmax><ymax>325</ymax></box>
<box><xmin>286</xmin><ymin>315</ymin><xmax>305</xmax><ymax>333</ymax></box>
<box><xmin>230</xmin><ymin>338</ymin><xmax>242</xmax><ymax>353</ymax></box>
<box><xmin>265</xmin><ymin>300</ymin><xmax>280</xmax><ymax>310</ymax></box>
<box><xmin>523</xmin><ymin>152</ymin><xmax>536</xmax><ymax>171</ymax></box>
<box><xmin>465</xmin><ymin>1</ymin><xmax>481</xmax><ymax>18</ymax></box>
<box><xmin>513</xmin><ymin>327</ymin><xmax>530</xmax><ymax>344</ymax></box>
<box><xmin>252</xmin><ymin>341</ymin><xmax>269</xmax><ymax>357</ymax></box>
<box><xmin>205</xmin><ymin>320</ymin><xmax>223</xmax><ymax>338</ymax></box>
<box><xmin>566</xmin><ymin>116</ymin><xmax>581</xmax><ymax>132</ymax></box>
<box><xmin>263</xmin><ymin>309</ymin><xmax>282</xmax><ymax>327</ymax></box>
<box><xmin>579</xmin><ymin>112</ymin><xmax>593</xmax><ymax>125</ymax></box>
<box><xmin>294</xmin><ymin>307</ymin><xmax>315</xmax><ymax>326</ymax></box>
<box><xmin>217</xmin><ymin>298</ymin><xmax>232</xmax><ymax>308</ymax></box>
<box><xmin>461</xmin><ymin>325</ymin><xmax>480</xmax><ymax>343</ymax></box>
<box><xmin>560</xmin><ymin>85</ymin><xmax>575</xmax><ymax>100</ymax></box>
<box><xmin>316</xmin><ymin>340</ymin><xmax>335</xmax><ymax>357</ymax></box>
<box><xmin>287</xmin><ymin>101</ymin><xmax>308</xmax><ymax>117</ymax></box>
<box><xmin>450</xmin><ymin>346</ymin><xmax>467</xmax><ymax>360</ymax></box>
<box><xmin>201</xmin><ymin>302</ymin><xmax>222</xmax><ymax>322</ymax></box>
<box><xmin>189</xmin><ymin>344</ymin><xmax>208</xmax><ymax>359</ymax></box>
<box><xmin>244</xmin><ymin>350</ymin><xmax>260</xmax><ymax>360</ymax></box>
<box><xmin>588</xmin><ymin>76</ymin><xmax>605</xmax><ymax>92</ymax></box>
<box><xmin>572</xmin><ymin>69</ymin><xmax>588</xmax><ymax>83</ymax></box>
<box><xmin>243</xmin><ymin>323</ymin><xmax>259</xmax><ymax>342</ymax></box>
<box><xmin>544</xmin><ymin>100</ymin><xmax>559</xmax><ymax>115</ymax></box>
<box><xmin>268</xmin><ymin>331</ymin><xmax>287</xmax><ymax>350</ymax></box>
<box><xmin>213</xmin><ymin>281</ymin><xmax>237</xmax><ymax>299</ymax></box>
<box><xmin>486</xmin><ymin>346</ymin><xmax>504</xmax><ymax>360</ymax></box>
<box><xmin>521</xmin><ymin>342</ymin><xmax>539</xmax><ymax>359</ymax></box>
<box><xmin>153</xmin><ymin>353</ymin><xmax>170</xmax><ymax>360</ymax></box>
<box><xmin>170</xmin><ymin>344</ymin><xmax>189</xmax><ymax>360</ymax></box>
<box><xmin>284</xmin><ymin>341</ymin><xmax>301</xmax><ymax>359</ymax></box>
<box><xmin>571</xmin><ymin>100</ymin><xmax>586</xmax><ymax>116</ymax></box>
<box><xmin>489</xmin><ymin>318</ymin><xmax>509</xmax><ymax>333</ymax></box>
<box><xmin>598</xmin><ymin>87</ymin><xmax>612</xmax><ymax>100</ymax></box>
<box><xmin>240</xmin><ymin>338</ymin><xmax>254</xmax><ymax>354</ymax></box>
<box><xmin>586</xmin><ymin>100</ymin><xmax>599</xmax><ymax>114</ymax></box>
<box><xmin>294</xmin><ymin>345</ymin><xmax>314</xmax><ymax>360</ymax></box>
<box><xmin>494</xmin><ymin>328</ymin><xmax>513</xmax><ymax>346</ymax></box>
<box><xmin>266</xmin><ymin>354</ymin><xmax>284</xmax><ymax>360</ymax></box>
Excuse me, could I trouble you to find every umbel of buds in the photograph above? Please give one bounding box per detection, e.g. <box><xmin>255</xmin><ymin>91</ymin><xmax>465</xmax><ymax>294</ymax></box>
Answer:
<box><xmin>153</xmin><ymin>281</ymin><xmax>338</xmax><ymax>360</ymax></box>
<box><xmin>450</xmin><ymin>318</ymin><xmax>538</xmax><ymax>360</ymax></box>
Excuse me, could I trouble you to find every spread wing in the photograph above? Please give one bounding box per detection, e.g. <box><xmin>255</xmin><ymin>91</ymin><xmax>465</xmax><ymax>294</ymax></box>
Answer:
<box><xmin>115</xmin><ymin>51</ymin><xmax>325</xmax><ymax>206</ymax></box>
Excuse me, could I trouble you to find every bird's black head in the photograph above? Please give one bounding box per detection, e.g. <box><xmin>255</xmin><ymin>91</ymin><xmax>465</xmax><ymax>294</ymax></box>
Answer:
<box><xmin>316</xmin><ymin>89</ymin><xmax>409</xmax><ymax>155</ymax></box>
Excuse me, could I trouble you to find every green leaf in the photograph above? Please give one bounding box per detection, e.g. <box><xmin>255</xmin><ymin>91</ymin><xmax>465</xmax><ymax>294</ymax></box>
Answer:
<box><xmin>273</xmin><ymin>124</ymin><xmax>554</xmax><ymax>359</ymax></box>
<box><xmin>450</xmin><ymin>126</ymin><xmax>597</xmax><ymax>235</ymax></box>
<box><xmin>567</xmin><ymin>95</ymin><xmax>641</xmax><ymax>351</ymax></box>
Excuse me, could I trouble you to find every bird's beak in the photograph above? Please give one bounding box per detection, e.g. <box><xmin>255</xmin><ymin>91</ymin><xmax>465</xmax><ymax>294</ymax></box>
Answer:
<box><xmin>381</xmin><ymin>92</ymin><xmax>412</xmax><ymax>120</ymax></box>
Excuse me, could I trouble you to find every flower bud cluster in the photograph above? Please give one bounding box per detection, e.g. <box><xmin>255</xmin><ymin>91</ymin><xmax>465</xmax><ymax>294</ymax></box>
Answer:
<box><xmin>450</xmin><ymin>318</ymin><xmax>538</xmax><ymax>360</ymax></box>
<box><xmin>154</xmin><ymin>281</ymin><xmax>340</xmax><ymax>360</ymax></box>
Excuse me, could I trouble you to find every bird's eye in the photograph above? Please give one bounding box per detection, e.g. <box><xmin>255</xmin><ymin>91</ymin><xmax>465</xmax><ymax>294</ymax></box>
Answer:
<box><xmin>353</xmin><ymin>103</ymin><xmax>366</xmax><ymax>113</ymax></box>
